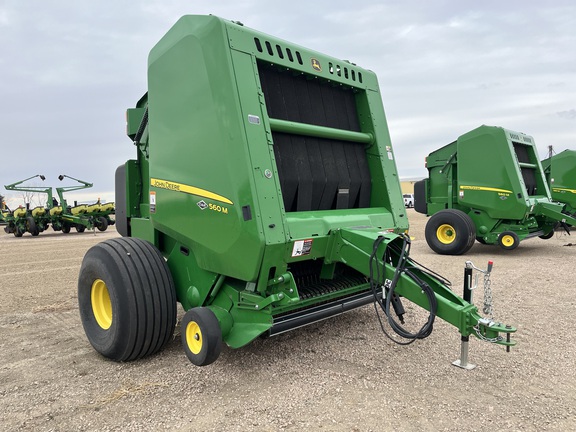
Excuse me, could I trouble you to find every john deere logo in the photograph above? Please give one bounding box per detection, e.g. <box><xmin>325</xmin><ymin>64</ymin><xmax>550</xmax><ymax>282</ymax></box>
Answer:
<box><xmin>311</xmin><ymin>58</ymin><xmax>321</xmax><ymax>72</ymax></box>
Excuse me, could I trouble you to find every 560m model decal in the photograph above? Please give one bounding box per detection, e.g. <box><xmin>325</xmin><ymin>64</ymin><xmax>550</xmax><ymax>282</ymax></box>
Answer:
<box><xmin>151</xmin><ymin>178</ymin><xmax>233</xmax><ymax>205</ymax></box>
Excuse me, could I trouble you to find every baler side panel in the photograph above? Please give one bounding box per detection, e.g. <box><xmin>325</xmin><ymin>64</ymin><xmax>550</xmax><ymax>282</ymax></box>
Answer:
<box><xmin>146</xmin><ymin>16</ymin><xmax>265</xmax><ymax>282</ymax></box>
<box><xmin>424</xmin><ymin>141</ymin><xmax>458</xmax><ymax>215</ymax></box>
<box><xmin>361</xmin><ymin>89</ymin><xmax>407</xmax><ymax>225</ymax></box>
<box><xmin>457</xmin><ymin>127</ymin><xmax>529</xmax><ymax>220</ymax></box>
<box><xmin>227</xmin><ymin>50</ymin><xmax>288</xmax><ymax>247</ymax></box>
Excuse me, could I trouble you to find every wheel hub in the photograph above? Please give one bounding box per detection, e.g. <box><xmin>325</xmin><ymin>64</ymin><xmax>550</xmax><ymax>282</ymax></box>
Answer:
<box><xmin>501</xmin><ymin>235</ymin><xmax>515</xmax><ymax>247</ymax></box>
<box><xmin>186</xmin><ymin>321</ymin><xmax>203</xmax><ymax>354</ymax></box>
<box><xmin>437</xmin><ymin>224</ymin><xmax>456</xmax><ymax>244</ymax></box>
<box><xmin>91</xmin><ymin>279</ymin><xmax>112</xmax><ymax>330</ymax></box>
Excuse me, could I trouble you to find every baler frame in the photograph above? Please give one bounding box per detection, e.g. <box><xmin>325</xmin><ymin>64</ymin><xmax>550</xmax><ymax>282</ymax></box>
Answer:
<box><xmin>78</xmin><ymin>15</ymin><xmax>516</xmax><ymax>367</ymax></box>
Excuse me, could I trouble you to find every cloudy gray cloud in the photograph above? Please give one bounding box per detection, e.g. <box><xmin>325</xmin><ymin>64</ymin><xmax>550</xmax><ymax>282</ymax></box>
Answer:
<box><xmin>1</xmin><ymin>0</ymin><xmax>574</xmax><ymax>206</ymax></box>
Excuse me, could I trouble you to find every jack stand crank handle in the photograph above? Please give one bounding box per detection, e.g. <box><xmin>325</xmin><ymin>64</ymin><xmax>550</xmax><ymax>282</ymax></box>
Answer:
<box><xmin>463</xmin><ymin>263</ymin><xmax>473</xmax><ymax>303</ymax></box>
<box><xmin>487</xmin><ymin>260</ymin><xmax>493</xmax><ymax>274</ymax></box>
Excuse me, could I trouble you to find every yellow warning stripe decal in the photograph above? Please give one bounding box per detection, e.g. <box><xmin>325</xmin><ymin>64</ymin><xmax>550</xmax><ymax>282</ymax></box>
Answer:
<box><xmin>552</xmin><ymin>187</ymin><xmax>576</xmax><ymax>194</ymax></box>
<box><xmin>460</xmin><ymin>185</ymin><xmax>513</xmax><ymax>194</ymax></box>
<box><xmin>150</xmin><ymin>178</ymin><xmax>233</xmax><ymax>205</ymax></box>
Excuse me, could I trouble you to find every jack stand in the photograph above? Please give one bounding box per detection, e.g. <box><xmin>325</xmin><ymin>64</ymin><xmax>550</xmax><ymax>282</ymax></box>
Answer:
<box><xmin>453</xmin><ymin>335</ymin><xmax>476</xmax><ymax>370</ymax></box>
<box><xmin>453</xmin><ymin>261</ymin><xmax>476</xmax><ymax>369</ymax></box>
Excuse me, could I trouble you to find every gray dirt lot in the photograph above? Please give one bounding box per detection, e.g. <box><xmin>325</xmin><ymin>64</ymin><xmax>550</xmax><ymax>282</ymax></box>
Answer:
<box><xmin>1</xmin><ymin>210</ymin><xmax>575</xmax><ymax>431</ymax></box>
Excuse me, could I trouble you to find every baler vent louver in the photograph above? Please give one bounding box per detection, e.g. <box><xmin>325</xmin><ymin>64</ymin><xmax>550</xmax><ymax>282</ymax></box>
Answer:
<box><xmin>258</xmin><ymin>64</ymin><xmax>372</xmax><ymax>212</ymax></box>
<box><xmin>254</xmin><ymin>37</ymin><xmax>304</xmax><ymax>65</ymax></box>
<box><xmin>328</xmin><ymin>62</ymin><xmax>362</xmax><ymax>83</ymax></box>
<box><xmin>253</xmin><ymin>38</ymin><xmax>362</xmax><ymax>83</ymax></box>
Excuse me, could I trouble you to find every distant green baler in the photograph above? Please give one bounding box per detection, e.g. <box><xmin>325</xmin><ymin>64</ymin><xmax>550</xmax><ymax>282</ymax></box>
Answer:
<box><xmin>541</xmin><ymin>149</ymin><xmax>576</xmax><ymax>217</ymax></box>
<box><xmin>415</xmin><ymin>125</ymin><xmax>576</xmax><ymax>254</ymax></box>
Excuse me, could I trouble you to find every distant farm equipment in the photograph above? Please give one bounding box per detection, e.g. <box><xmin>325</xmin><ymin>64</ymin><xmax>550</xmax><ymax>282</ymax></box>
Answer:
<box><xmin>541</xmin><ymin>149</ymin><xmax>576</xmax><ymax>219</ymax></box>
<box><xmin>2</xmin><ymin>175</ymin><xmax>114</xmax><ymax>237</ymax></box>
<box><xmin>51</xmin><ymin>175</ymin><xmax>115</xmax><ymax>234</ymax></box>
<box><xmin>414</xmin><ymin>126</ymin><xmax>576</xmax><ymax>254</ymax></box>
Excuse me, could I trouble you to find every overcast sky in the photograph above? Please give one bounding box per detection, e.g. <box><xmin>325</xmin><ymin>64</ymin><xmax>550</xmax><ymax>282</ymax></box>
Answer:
<box><xmin>1</xmin><ymin>1</ymin><xmax>575</xmax><ymax>206</ymax></box>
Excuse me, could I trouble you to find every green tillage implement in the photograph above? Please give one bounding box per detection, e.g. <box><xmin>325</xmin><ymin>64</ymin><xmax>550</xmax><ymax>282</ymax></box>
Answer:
<box><xmin>4</xmin><ymin>175</ymin><xmax>53</xmax><ymax>237</ymax></box>
<box><xmin>541</xmin><ymin>149</ymin><xmax>576</xmax><ymax>217</ymax></box>
<box><xmin>3</xmin><ymin>174</ymin><xmax>115</xmax><ymax>236</ymax></box>
<box><xmin>414</xmin><ymin>125</ymin><xmax>576</xmax><ymax>254</ymax></box>
<box><xmin>77</xmin><ymin>15</ymin><xmax>516</xmax><ymax>367</ymax></box>
<box><xmin>52</xmin><ymin>174</ymin><xmax>115</xmax><ymax>233</ymax></box>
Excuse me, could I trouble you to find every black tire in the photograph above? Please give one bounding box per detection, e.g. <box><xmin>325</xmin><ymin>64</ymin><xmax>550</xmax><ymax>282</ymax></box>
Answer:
<box><xmin>96</xmin><ymin>216</ymin><xmax>108</xmax><ymax>232</ymax></box>
<box><xmin>425</xmin><ymin>209</ymin><xmax>476</xmax><ymax>255</ymax></box>
<box><xmin>498</xmin><ymin>231</ymin><xmax>519</xmax><ymax>250</ymax></box>
<box><xmin>76</xmin><ymin>224</ymin><xmax>86</xmax><ymax>233</ymax></box>
<box><xmin>78</xmin><ymin>237</ymin><xmax>177</xmax><ymax>361</ymax></box>
<box><xmin>462</xmin><ymin>213</ymin><xmax>477</xmax><ymax>251</ymax></box>
<box><xmin>181</xmin><ymin>307</ymin><xmax>222</xmax><ymax>366</ymax></box>
<box><xmin>26</xmin><ymin>217</ymin><xmax>39</xmax><ymax>236</ymax></box>
<box><xmin>539</xmin><ymin>231</ymin><xmax>554</xmax><ymax>240</ymax></box>
<box><xmin>14</xmin><ymin>227</ymin><xmax>23</xmax><ymax>237</ymax></box>
<box><xmin>62</xmin><ymin>224</ymin><xmax>71</xmax><ymax>234</ymax></box>
<box><xmin>476</xmin><ymin>237</ymin><xmax>487</xmax><ymax>244</ymax></box>
<box><xmin>539</xmin><ymin>225</ymin><xmax>557</xmax><ymax>240</ymax></box>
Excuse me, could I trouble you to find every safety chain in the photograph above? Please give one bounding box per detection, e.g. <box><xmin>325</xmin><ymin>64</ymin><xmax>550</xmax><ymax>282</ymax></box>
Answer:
<box><xmin>483</xmin><ymin>271</ymin><xmax>493</xmax><ymax>319</ymax></box>
<box><xmin>466</xmin><ymin>260</ymin><xmax>494</xmax><ymax>320</ymax></box>
<box><xmin>473</xmin><ymin>325</ymin><xmax>503</xmax><ymax>343</ymax></box>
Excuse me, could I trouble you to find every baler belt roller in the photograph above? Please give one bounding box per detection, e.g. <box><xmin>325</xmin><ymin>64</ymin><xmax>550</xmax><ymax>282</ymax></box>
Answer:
<box><xmin>269</xmin><ymin>118</ymin><xmax>373</xmax><ymax>144</ymax></box>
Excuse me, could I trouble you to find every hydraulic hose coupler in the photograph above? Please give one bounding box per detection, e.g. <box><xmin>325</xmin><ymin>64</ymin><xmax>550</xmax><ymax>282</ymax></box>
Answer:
<box><xmin>390</xmin><ymin>293</ymin><xmax>406</xmax><ymax>324</ymax></box>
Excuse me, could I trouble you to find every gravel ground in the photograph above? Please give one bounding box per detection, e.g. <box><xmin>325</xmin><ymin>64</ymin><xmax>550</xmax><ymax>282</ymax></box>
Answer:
<box><xmin>1</xmin><ymin>210</ymin><xmax>575</xmax><ymax>431</ymax></box>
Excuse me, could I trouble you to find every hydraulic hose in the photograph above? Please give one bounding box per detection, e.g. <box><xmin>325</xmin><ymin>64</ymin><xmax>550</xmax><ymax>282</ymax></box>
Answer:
<box><xmin>369</xmin><ymin>234</ymin><xmax>438</xmax><ymax>345</ymax></box>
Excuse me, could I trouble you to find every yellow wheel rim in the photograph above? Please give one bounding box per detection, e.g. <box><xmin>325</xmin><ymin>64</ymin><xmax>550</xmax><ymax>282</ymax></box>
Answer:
<box><xmin>501</xmin><ymin>235</ymin><xmax>515</xmax><ymax>247</ymax></box>
<box><xmin>186</xmin><ymin>321</ymin><xmax>203</xmax><ymax>355</ymax></box>
<box><xmin>91</xmin><ymin>279</ymin><xmax>112</xmax><ymax>330</ymax></box>
<box><xmin>437</xmin><ymin>224</ymin><xmax>456</xmax><ymax>244</ymax></box>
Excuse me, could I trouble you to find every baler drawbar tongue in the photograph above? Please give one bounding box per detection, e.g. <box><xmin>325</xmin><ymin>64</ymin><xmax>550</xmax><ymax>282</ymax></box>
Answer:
<box><xmin>533</xmin><ymin>202</ymin><xmax>576</xmax><ymax>234</ymax></box>
<box><xmin>326</xmin><ymin>228</ymin><xmax>516</xmax><ymax>355</ymax></box>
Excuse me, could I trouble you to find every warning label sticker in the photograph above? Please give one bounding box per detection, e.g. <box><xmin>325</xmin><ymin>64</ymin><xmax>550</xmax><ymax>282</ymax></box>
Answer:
<box><xmin>292</xmin><ymin>239</ymin><xmax>313</xmax><ymax>257</ymax></box>
<box><xmin>150</xmin><ymin>191</ymin><xmax>156</xmax><ymax>213</ymax></box>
